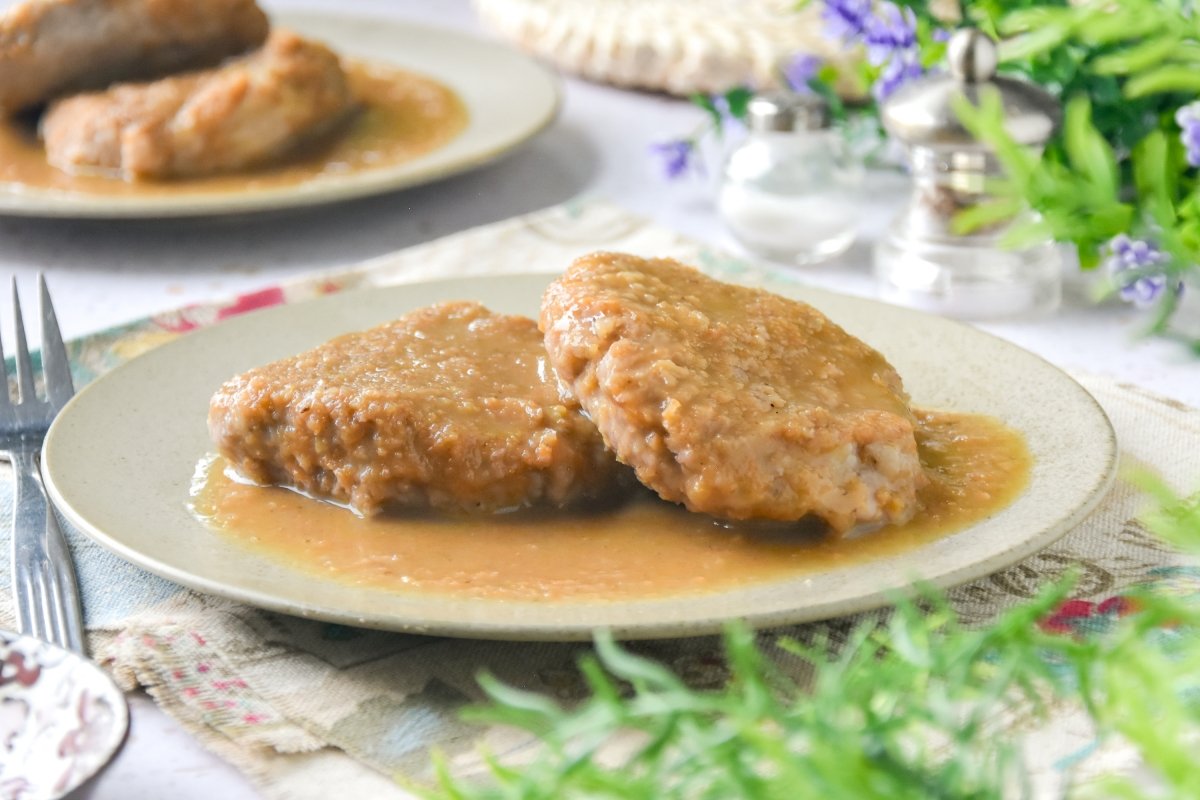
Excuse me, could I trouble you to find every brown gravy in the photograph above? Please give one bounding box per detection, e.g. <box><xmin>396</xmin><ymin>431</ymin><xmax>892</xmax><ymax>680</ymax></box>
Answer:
<box><xmin>0</xmin><ymin>60</ymin><xmax>468</xmax><ymax>195</ymax></box>
<box><xmin>190</xmin><ymin>410</ymin><xmax>1032</xmax><ymax>602</ymax></box>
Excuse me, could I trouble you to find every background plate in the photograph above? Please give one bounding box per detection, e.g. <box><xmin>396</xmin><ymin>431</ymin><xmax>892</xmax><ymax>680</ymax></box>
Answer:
<box><xmin>0</xmin><ymin>11</ymin><xmax>559</xmax><ymax>218</ymax></box>
<box><xmin>43</xmin><ymin>275</ymin><xmax>1117</xmax><ymax>640</ymax></box>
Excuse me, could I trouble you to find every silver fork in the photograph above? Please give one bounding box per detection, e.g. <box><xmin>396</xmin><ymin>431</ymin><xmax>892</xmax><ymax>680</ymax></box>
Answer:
<box><xmin>1</xmin><ymin>276</ymin><xmax>83</xmax><ymax>654</ymax></box>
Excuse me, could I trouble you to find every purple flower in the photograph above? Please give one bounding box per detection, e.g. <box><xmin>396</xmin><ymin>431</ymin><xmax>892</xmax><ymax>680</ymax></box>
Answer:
<box><xmin>1106</xmin><ymin>234</ymin><xmax>1167</xmax><ymax>273</ymax></box>
<box><xmin>1119</xmin><ymin>274</ymin><xmax>1170</xmax><ymax>306</ymax></box>
<box><xmin>864</xmin><ymin>4</ymin><xmax>918</xmax><ymax>66</ymax></box>
<box><xmin>932</xmin><ymin>28</ymin><xmax>952</xmax><ymax>42</ymax></box>
<box><xmin>822</xmin><ymin>0</ymin><xmax>872</xmax><ymax>42</ymax></box>
<box><xmin>873</xmin><ymin>52</ymin><xmax>923</xmax><ymax>102</ymax></box>
<box><xmin>783</xmin><ymin>53</ymin><xmax>823</xmax><ymax>93</ymax></box>
<box><xmin>711</xmin><ymin>94</ymin><xmax>733</xmax><ymax>120</ymax></box>
<box><xmin>1103</xmin><ymin>234</ymin><xmax>1178</xmax><ymax>307</ymax></box>
<box><xmin>650</xmin><ymin>139</ymin><xmax>697</xmax><ymax>180</ymax></box>
<box><xmin>709</xmin><ymin>94</ymin><xmax>746</xmax><ymax>136</ymax></box>
<box><xmin>1175</xmin><ymin>102</ymin><xmax>1200</xmax><ymax>168</ymax></box>
<box><xmin>821</xmin><ymin>0</ymin><xmax>923</xmax><ymax>103</ymax></box>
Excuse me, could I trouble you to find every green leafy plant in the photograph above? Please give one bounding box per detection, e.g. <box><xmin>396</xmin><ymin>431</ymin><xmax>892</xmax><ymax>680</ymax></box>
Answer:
<box><xmin>424</xmin><ymin>478</ymin><xmax>1200</xmax><ymax>798</ymax></box>
<box><xmin>949</xmin><ymin>0</ymin><xmax>1200</xmax><ymax>347</ymax></box>
<box><xmin>656</xmin><ymin>0</ymin><xmax>1199</xmax><ymax>345</ymax></box>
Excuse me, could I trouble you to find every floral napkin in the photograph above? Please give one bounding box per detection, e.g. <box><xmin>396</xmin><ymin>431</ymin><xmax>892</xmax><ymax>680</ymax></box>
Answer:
<box><xmin>0</xmin><ymin>200</ymin><xmax>1197</xmax><ymax>799</ymax></box>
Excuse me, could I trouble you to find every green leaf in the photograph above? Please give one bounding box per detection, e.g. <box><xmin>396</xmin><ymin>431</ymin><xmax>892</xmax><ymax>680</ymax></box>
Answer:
<box><xmin>1091</xmin><ymin>35</ymin><xmax>1182</xmax><ymax>75</ymax></box>
<box><xmin>951</xmin><ymin>197</ymin><xmax>1025</xmax><ymax>235</ymax></box>
<box><xmin>998</xmin><ymin>218</ymin><xmax>1057</xmax><ymax>250</ymax></box>
<box><xmin>997</xmin><ymin>25</ymin><xmax>1071</xmax><ymax>61</ymax></box>
<box><xmin>1125</xmin><ymin>66</ymin><xmax>1200</xmax><ymax>98</ymax></box>
<box><xmin>1063</xmin><ymin>95</ymin><xmax>1118</xmax><ymax>196</ymax></box>
<box><xmin>997</xmin><ymin>7</ymin><xmax>1071</xmax><ymax>35</ymax></box>
<box><xmin>723</xmin><ymin>87</ymin><xmax>754</xmax><ymax>119</ymax></box>
<box><xmin>1133</xmin><ymin>130</ymin><xmax>1173</xmax><ymax>210</ymax></box>
<box><xmin>1074</xmin><ymin>9</ymin><xmax>1164</xmax><ymax>46</ymax></box>
<box><xmin>951</xmin><ymin>87</ymin><xmax>1039</xmax><ymax>179</ymax></box>
<box><xmin>809</xmin><ymin>76</ymin><xmax>846</xmax><ymax>122</ymax></box>
<box><xmin>467</xmin><ymin>671</ymin><xmax>563</xmax><ymax>727</ymax></box>
<box><xmin>689</xmin><ymin>92</ymin><xmax>722</xmax><ymax>129</ymax></box>
<box><xmin>1170</xmin><ymin>42</ymin><xmax>1200</xmax><ymax>63</ymax></box>
<box><xmin>594</xmin><ymin>630</ymin><xmax>686</xmax><ymax>690</ymax></box>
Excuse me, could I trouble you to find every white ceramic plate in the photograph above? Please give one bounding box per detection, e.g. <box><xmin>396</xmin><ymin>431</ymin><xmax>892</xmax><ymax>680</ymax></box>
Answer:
<box><xmin>0</xmin><ymin>12</ymin><xmax>559</xmax><ymax>218</ymax></box>
<box><xmin>42</xmin><ymin>275</ymin><xmax>1117</xmax><ymax>641</ymax></box>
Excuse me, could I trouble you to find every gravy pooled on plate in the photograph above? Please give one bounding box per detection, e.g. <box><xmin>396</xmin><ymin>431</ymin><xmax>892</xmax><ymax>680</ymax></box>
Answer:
<box><xmin>192</xmin><ymin>410</ymin><xmax>1030</xmax><ymax>601</ymax></box>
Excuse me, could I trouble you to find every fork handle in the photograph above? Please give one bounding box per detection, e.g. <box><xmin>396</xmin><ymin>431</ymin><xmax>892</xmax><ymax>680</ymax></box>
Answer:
<box><xmin>11</xmin><ymin>451</ymin><xmax>86</xmax><ymax>654</ymax></box>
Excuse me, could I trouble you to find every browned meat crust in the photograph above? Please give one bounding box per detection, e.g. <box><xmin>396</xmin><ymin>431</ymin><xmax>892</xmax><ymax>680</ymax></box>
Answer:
<box><xmin>41</xmin><ymin>30</ymin><xmax>355</xmax><ymax>180</ymax></box>
<box><xmin>209</xmin><ymin>302</ymin><xmax>624</xmax><ymax>516</ymax></box>
<box><xmin>540</xmin><ymin>252</ymin><xmax>927</xmax><ymax>532</ymax></box>
<box><xmin>0</xmin><ymin>0</ymin><xmax>269</xmax><ymax>113</ymax></box>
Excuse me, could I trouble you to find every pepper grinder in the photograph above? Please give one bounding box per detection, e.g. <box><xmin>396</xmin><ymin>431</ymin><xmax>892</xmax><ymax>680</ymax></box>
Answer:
<box><xmin>717</xmin><ymin>91</ymin><xmax>861</xmax><ymax>265</ymax></box>
<box><xmin>874</xmin><ymin>29</ymin><xmax>1062</xmax><ymax>318</ymax></box>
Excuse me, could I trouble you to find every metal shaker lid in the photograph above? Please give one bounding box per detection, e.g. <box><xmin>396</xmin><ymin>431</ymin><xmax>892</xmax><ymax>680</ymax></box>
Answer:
<box><xmin>746</xmin><ymin>91</ymin><xmax>830</xmax><ymax>133</ymax></box>
<box><xmin>880</xmin><ymin>29</ymin><xmax>1059</xmax><ymax>152</ymax></box>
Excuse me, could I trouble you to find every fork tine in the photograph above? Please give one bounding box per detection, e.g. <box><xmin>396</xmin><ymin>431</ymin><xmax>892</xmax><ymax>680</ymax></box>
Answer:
<box><xmin>7</xmin><ymin>278</ymin><xmax>87</xmax><ymax>655</ymax></box>
<box><xmin>14</xmin><ymin>558</ymin><xmax>37</xmax><ymax>635</ymax></box>
<box><xmin>10</xmin><ymin>277</ymin><xmax>35</xmax><ymax>403</ymax></box>
<box><xmin>0</xmin><ymin>298</ymin><xmax>9</xmax><ymax>408</ymax></box>
<box><xmin>38</xmin><ymin>275</ymin><xmax>74</xmax><ymax>407</ymax></box>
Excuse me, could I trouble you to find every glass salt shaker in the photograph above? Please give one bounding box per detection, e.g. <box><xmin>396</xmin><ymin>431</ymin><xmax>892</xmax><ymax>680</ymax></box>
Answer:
<box><xmin>874</xmin><ymin>29</ymin><xmax>1062</xmax><ymax>318</ymax></box>
<box><xmin>717</xmin><ymin>91</ymin><xmax>861</xmax><ymax>265</ymax></box>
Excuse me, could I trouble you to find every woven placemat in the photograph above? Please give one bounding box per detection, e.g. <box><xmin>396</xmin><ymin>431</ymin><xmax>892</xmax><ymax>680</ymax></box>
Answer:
<box><xmin>472</xmin><ymin>0</ymin><xmax>833</xmax><ymax>95</ymax></box>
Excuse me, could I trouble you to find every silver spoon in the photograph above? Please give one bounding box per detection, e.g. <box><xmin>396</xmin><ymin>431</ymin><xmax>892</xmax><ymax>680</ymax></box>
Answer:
<box><xmin>0</xmin><ymin>628</ymin><xmax>128</xmax><ymax>798</ymax></box>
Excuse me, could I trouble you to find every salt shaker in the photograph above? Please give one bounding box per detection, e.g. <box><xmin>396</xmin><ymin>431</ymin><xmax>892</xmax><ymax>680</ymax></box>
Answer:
<box><xmin>874</xmin><ymin>29</ymin><xmax>1062</xmax><ymax>318</ymax></box>
<box><xmin>717</xmin><ymin>91</ymin><xmax>860</xmax><ymax>265</ymax></box>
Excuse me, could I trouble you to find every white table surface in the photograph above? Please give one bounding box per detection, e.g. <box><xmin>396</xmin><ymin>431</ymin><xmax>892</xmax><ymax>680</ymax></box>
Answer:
<box><xmin>0</xmin><ymin>0</ymin><xmax>1193</xmax><ymax>797</ymax></box>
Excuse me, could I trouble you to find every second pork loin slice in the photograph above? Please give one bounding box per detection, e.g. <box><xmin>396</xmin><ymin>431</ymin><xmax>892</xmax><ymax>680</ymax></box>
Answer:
<box><xmin>209</xmin><ymin>302</ymin><xmax>624</xmax><ymax>516</ymax></box>
<box><xmin>540</xmin><ymin>253</ymin><xmax>928</xmax><ymax>532</ymax></box>
<box><xmin>41</xmin><ymin>30</ymin><xmax>355</xmax><ymax>180</ymax></box>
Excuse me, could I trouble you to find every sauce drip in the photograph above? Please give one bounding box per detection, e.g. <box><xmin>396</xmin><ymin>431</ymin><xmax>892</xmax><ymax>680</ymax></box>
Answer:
<box><xmin>191</xmin><ymin>410</ymin><xmax>1031</xmax><ymax>602</ymax></box>
<box><xmin>0</xmin><ymin>60</ymin><xmax>468</xmax><ymax>195</ymax></box>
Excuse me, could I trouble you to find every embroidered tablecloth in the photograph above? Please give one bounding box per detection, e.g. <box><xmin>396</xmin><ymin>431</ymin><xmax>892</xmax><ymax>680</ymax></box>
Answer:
<box><xmin>1</xmin><ymin>200</ymin><xmax>1197</xmax><ymax>798</ymax></box>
